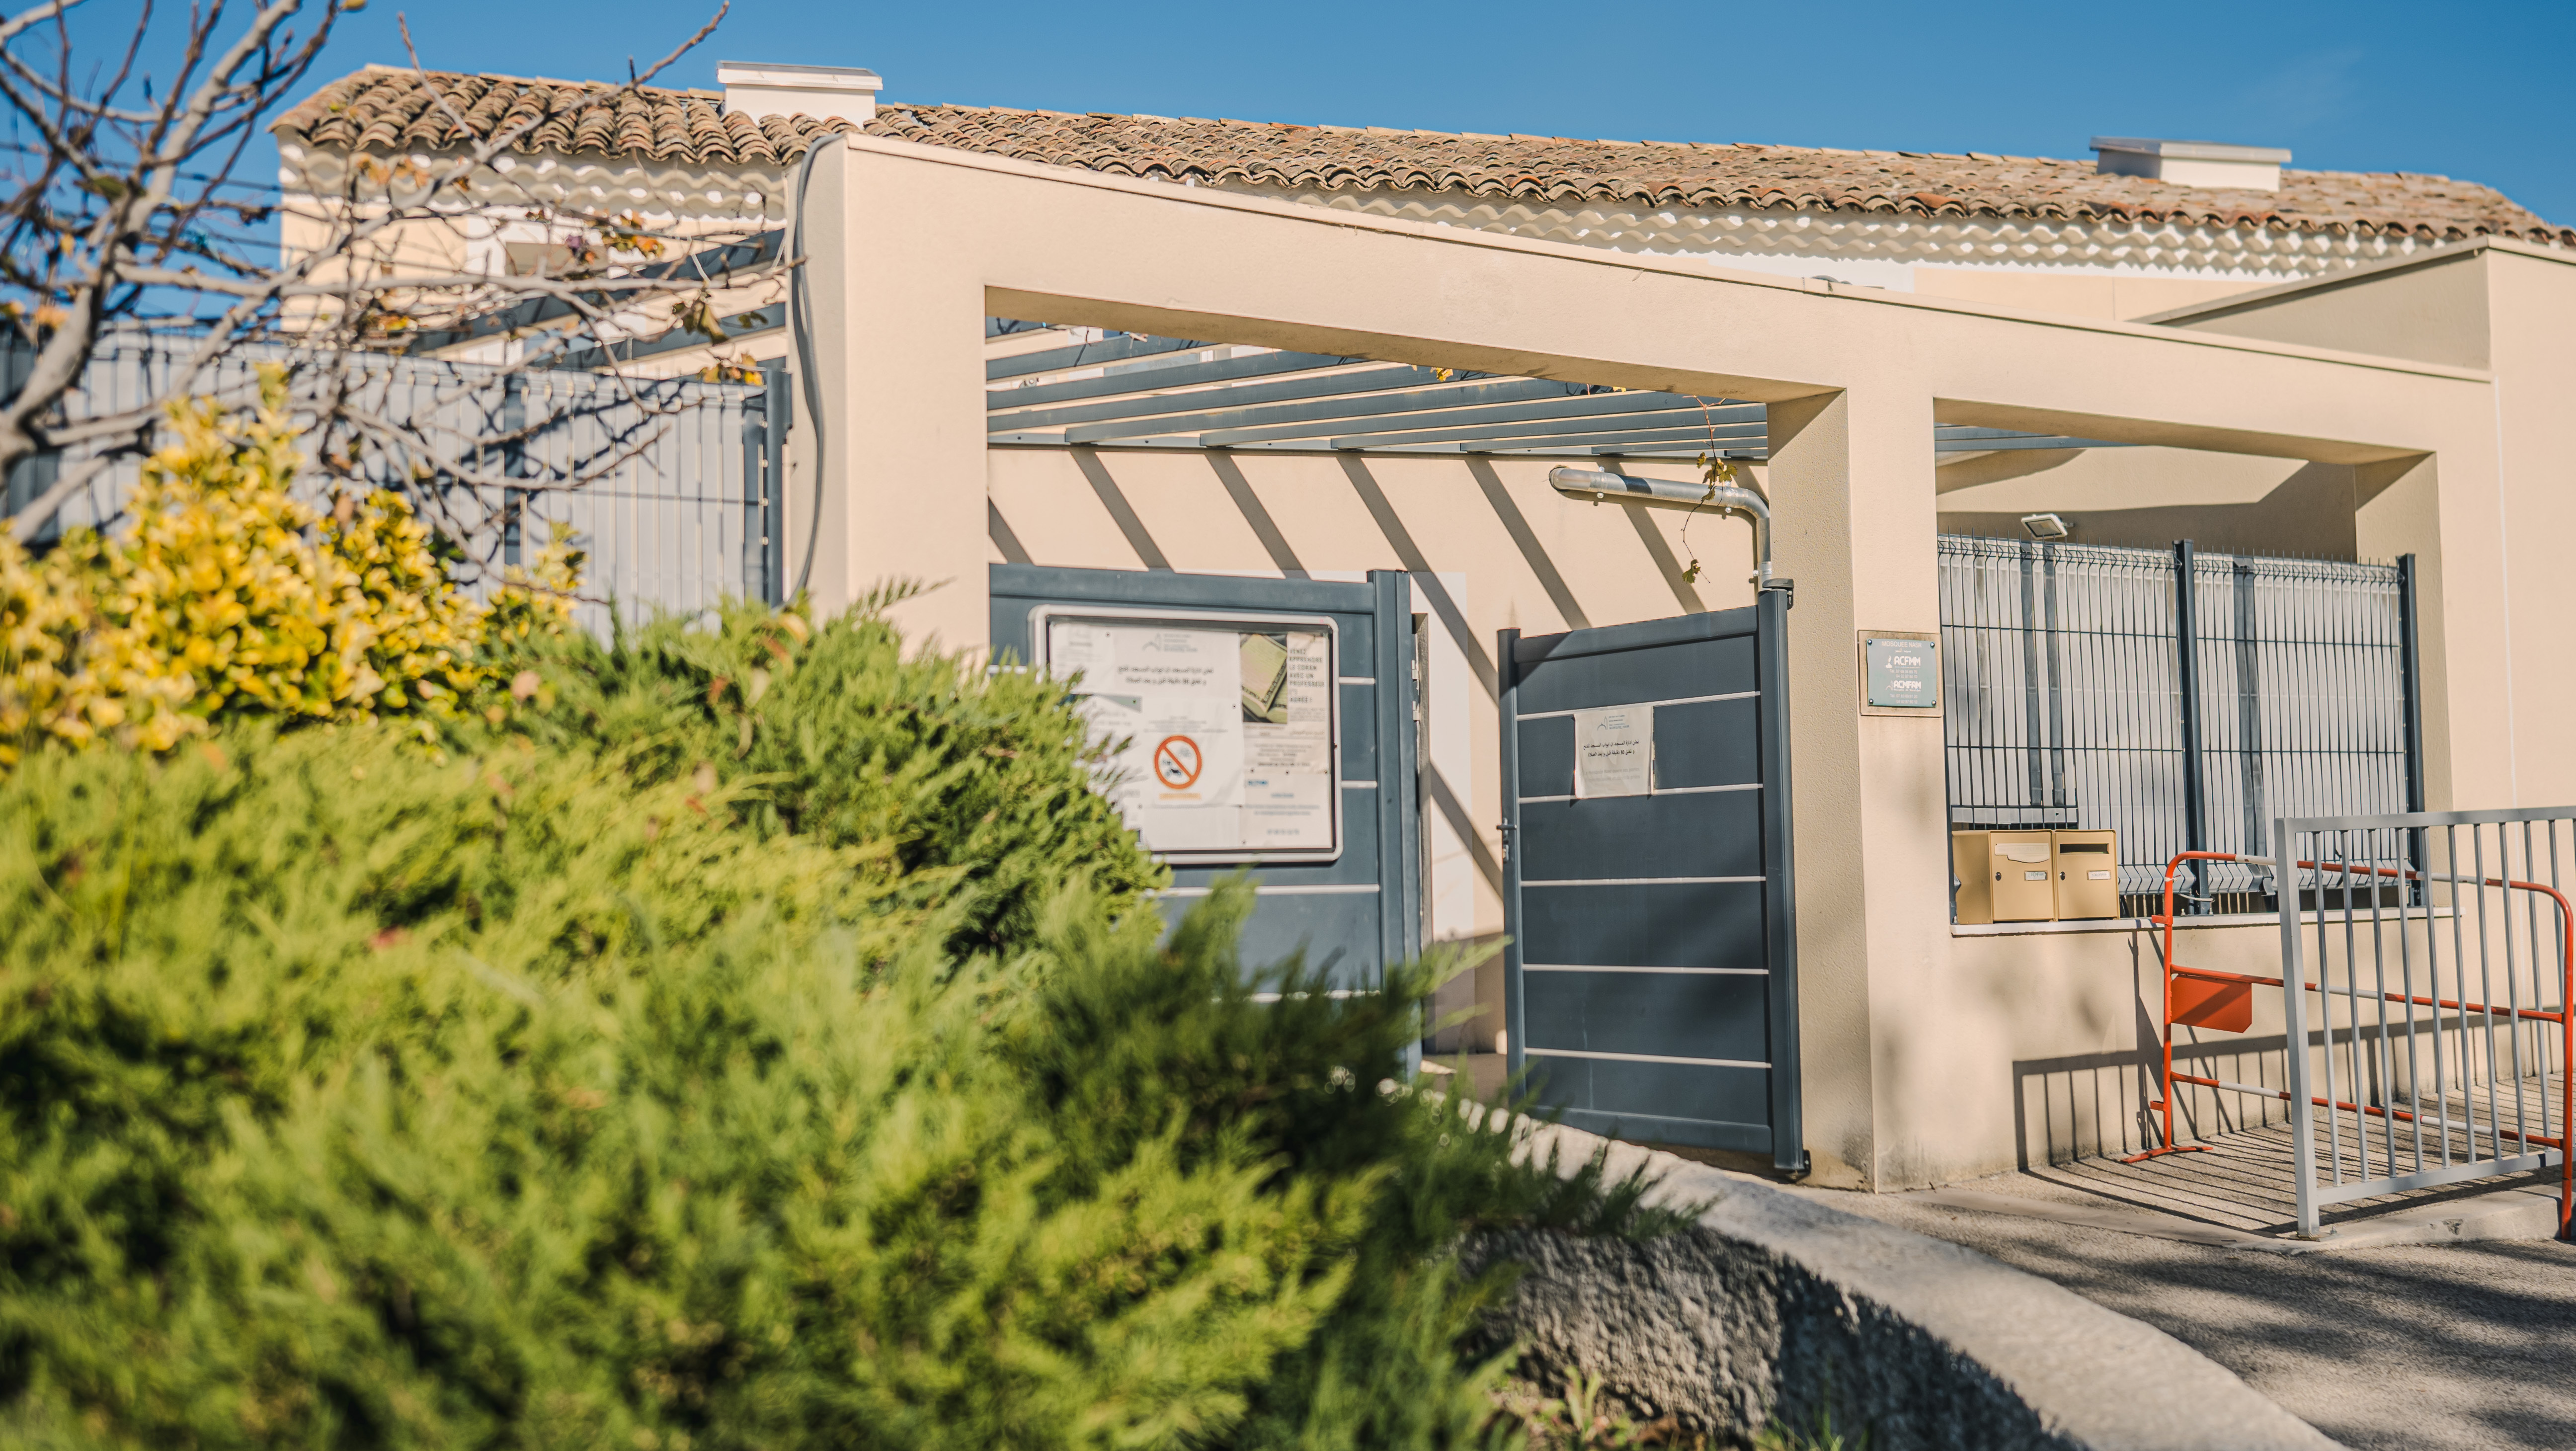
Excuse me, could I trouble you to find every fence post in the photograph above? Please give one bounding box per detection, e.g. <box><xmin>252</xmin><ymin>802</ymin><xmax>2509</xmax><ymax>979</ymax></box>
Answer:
<box><xmin>1497</xmin><ymin>628</ymin><xmax>1526</xmax><ymax>1087</ymax></box>
<box><xmin>2174</xmin><ymin>540</ymin><xmax>2209</xmax><ymax>913</ymax></box>
<box><xmin>500</xmin><ymin>373</ymin><xmax>527</xmax><ymax>567</ymax></box>
<box><xmin>2396</xmin><ymin>554</ymin><xmax>2428</xmax><ymax>897</ymax></box>
<box><xmin>2276</xmin><ymin>819</ymin><xmax>2321</xmax><ymax>1236</ymax></box>
<box><xmin>1758</xmin><ymin>586</ymin><xmax>1808</xmax><ymax>1176</ymax></box>
<box><xmin>764</xmin><ymin>367</ymin><xmax>792</xmax><ymax>606</ymax></box>
<box><xmin>741</xmin><ymin>398</ymin><xmax>771</xmax><ymax>605</ymax></box>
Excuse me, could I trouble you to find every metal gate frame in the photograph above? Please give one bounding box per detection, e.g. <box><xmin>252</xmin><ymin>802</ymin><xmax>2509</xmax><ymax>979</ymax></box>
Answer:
<box><xmin>987</xmin><ymin>564</ymin><xmax>1421</xmax><ymax>996</ymax></box>
<box><xmin>1498</xmin><ymin>591</ymin><xmax>1804</xmax><ymax>1171</ymax></box>
<box><xmin>2277</xmin><ymin>807</ymin><xmax>2575</xmax><ymax>1238</ymax></box>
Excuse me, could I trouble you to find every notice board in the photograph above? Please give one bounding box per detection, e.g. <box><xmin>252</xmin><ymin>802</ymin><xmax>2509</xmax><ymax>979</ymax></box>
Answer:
<box><xmin>1041</xmin><ymin>610</ymin><xmax>1342</xmax><ymax>863</ymax></box>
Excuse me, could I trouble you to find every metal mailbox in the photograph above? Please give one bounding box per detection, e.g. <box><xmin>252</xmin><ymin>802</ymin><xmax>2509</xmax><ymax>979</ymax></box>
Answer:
<box><xmin>1952</xmin><ymin>830</ymin><xmax>2057</xmax><ymax>924</ymax></box>
<box><xmin>2050</xmin><ymin>829</ymin><xmax>2120</xmax><ymax>920</ymax></box>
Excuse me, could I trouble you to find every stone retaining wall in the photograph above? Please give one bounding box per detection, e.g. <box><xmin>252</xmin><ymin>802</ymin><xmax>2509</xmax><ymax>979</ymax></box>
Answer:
<box><xmin>1476</xmin><ymin>1127</ymin><xmax>2338</xmax><ymax>1451</ymax></box>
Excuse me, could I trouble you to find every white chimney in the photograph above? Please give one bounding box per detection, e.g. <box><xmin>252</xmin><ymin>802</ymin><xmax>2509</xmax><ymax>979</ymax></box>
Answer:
<box><xmin>2090</xmin><ymin>137</ymin><xmax>2290</xmax><ymax>192</ymax></box>
<box><xmin>716</xmin><ymin>61</ymin><xmax>883</xmax><ymax>126</ymax></box>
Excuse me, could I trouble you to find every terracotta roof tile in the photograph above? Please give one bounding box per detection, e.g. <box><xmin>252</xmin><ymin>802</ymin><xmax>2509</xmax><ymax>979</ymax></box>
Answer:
<box><xmin>276</xmin><ymin>67</ymin><xmax>2576</xmax><ymax>246</ymax></box>
<box><xmin>277</xmin><ymin>65</ymin><xmax>852</xmax><ymax>165</ymax></box>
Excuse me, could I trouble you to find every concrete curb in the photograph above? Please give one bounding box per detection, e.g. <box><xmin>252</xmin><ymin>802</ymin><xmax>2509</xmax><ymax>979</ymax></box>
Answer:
<box><xmin>1871</xmin><ymin>1181</ymin><xmax>2566</xmax><ymax>1255</ymax></box>
<box><xmin>2298</xmin><ymin>1182</ymin><xmax>2564</xmax><ymax>1250</ymax></box>
<box><xmin>1483</xmin><ymin>1123</ymin><xmax>2339</xmax><ymax>1451</ymax></box>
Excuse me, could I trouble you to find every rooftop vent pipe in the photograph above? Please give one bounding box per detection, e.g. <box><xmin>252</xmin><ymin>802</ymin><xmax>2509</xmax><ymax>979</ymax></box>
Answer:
<box><xmin>1548</xmin><ymin>466</ymin><xmax>1790</xmax><ymax>599</ymax></box>
<box><xmin>2089</xmin><ymin>137</ymin><xmax>2289</xmax><ymax>192</ymax></box>
<box><xmin>717</xmin><ymin>61</ymin><xmax>883</xmax><ymax>126</ymax></box>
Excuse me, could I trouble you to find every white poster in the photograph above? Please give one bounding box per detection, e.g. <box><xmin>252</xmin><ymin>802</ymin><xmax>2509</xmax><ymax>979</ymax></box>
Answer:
<box><xmin>1049</xmin><ymin>618</ymin><xmax>1337</xmax><ymax>857</ymax></box>
<box><xmin>1572</xmin><ymin>705</ymin><xmax>1653</xmax><ymax>799</ymax></box>
<box><xmin>1239</xmin><ymin>630</ymin><xmax>1333</xmax><ymax>850</ymax></box>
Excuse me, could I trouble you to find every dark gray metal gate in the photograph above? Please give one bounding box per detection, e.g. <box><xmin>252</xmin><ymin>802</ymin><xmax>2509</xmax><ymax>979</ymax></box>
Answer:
<box><xmin>989</xmin><ymin>564</ymin><xmax>1421</xmax><ymax>992</ymax></box>
<box><xmin>1499</xmin><ymin>597</ymin><xmax>1805</xmax><ymax>1170</ymax></box>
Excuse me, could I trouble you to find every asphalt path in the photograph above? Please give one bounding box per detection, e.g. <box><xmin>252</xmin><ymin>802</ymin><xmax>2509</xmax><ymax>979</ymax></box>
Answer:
<box><xmin>1816</xmin><ymin>1191</ymin><xmax>2576</xmax><ymax>1451</ymax></box>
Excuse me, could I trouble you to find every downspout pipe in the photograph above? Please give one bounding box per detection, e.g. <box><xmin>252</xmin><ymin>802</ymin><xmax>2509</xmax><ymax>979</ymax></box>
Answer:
<box><xmin>1548</xmin><ymin>466</ymin><xmax>1791</xmax><ymax>600</ymax></box>
<box><xmin>786</xmin><ymin>140</ymin><xmax>831</xmax><ymax>602</ymax></box>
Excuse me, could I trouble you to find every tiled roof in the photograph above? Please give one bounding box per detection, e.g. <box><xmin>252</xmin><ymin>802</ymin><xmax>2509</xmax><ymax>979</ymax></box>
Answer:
<box><xmin>277</xmin><ymin>66</ymin><xmax>852</xmax><ymax>165</ymax></box>
<box><xmin>870</xmin><ymin>105</ymin><xmax>2572</xmax><ymax>245</ymax></box>
<box><xmin>278</xmin><ymin>68</ymin><xmax>2575</xmax><ymax>246</ymax></box>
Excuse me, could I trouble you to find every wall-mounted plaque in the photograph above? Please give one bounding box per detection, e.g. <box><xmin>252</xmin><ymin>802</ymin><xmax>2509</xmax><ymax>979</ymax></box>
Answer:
<box><xmin>1860</xmin><ymin>631</ymin><xmax>1940</xmax><ymax>715</ymax></box>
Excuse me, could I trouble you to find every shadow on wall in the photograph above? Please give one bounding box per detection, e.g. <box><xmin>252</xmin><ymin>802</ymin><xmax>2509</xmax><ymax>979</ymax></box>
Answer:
<box><xmin>2011</xmin><ymin>934</ymin><xmax>2297</xmax><ymax>1169</ymax></box>
<box><xmin>2012</xmin><ymin>1035</ymin><xmax>2304</xmax><ymax>1169</ymax></box>
<box><xmin>1941</xmin><ymin>457</ymin><xmax>2362</xmax><ymax>559</ymax></box>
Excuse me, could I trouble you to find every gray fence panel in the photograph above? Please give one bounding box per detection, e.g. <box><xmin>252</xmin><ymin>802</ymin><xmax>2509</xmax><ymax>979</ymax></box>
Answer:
<box><xmin>1940</xmin><ymin>537</ymin><xmax>2189</xmax><ymax>897</ymax></box>
<box><xmin>1501</xmin><ymin>597</ymin><xmax>1805</xmax><ymax>1171</ymax></box>
<box><xmin>1939</xmin><ymin>535</ymin><xmax>2411</xmax><ymax>910</ymax></box>
<box><xmin>2195</xmin><ymin>557</ymin><xmax>2409</xmax><ymax>896</ymax></box>
<box><xmin>985</xmin><ymin>563</ymin><xmax>1423</xmax><ymax>1001</ymax></box>
<box><xmin>4</xmin><ymin>331</ymin><xmax>769</xmax><ymax>636</ymax></box>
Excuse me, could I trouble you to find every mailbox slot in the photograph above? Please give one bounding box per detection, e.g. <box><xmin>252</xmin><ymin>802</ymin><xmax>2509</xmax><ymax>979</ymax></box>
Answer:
<box><xmin>2051</xmin><ymin>830</ymin><xmax>2120</xmax><ymax>920</ymax></box>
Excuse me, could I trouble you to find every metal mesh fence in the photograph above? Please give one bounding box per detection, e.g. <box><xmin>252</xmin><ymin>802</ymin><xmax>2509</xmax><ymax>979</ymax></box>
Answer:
<box><xmin>1938</xmin><ymin>535</ymin><xmax>2413</xmax><ymax>910</ymax></box>
<box><xmin>2194</xmin><ymin>554</ymin><xmax>2411</xmax><ymax>895</ymax></box>
<box><xmin>2</xmin><ymin>330</ymin><xmax>780</xmax><ymax>637</ymax></box>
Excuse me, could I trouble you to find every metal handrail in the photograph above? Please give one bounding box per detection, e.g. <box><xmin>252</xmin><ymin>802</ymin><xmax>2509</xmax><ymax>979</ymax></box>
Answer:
<box><xmin>2127</xmin><ymin>848</ymin><xmax>2574</xmax><ymax>1240</ymax></box>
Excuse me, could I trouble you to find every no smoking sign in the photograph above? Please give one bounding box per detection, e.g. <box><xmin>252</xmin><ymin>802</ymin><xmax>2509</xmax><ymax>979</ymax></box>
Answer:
<box><xmin>1153</xmin><ymin>734</ymin><xmax>1204</xmax><ymax>790</ymax></box>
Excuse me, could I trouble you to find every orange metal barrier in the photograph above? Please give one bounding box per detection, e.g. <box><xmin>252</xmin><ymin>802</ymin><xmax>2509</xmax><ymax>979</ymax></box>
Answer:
<box><xmin>2127</xmin><ymin>848</ymin><xmax>2574</xmax><ymax>1240</ymax></box>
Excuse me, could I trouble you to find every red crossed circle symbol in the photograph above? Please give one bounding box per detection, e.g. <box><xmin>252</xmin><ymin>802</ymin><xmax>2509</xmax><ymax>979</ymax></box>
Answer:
<box><xmin>1153</xmin><ymin>734</ymin><xmax>1204</xmax><ymax>789</ymax></box>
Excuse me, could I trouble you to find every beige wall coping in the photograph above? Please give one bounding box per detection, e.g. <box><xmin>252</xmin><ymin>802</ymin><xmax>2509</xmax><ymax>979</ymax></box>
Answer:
<box><xmin>837</xmin><ymin>133</ymin><xmax>2493</xmax><ymax>389</ymax></box>
<box><xmin>2135</xmin><ymin>234</ymin><xmax>2576</xmax><ymax>327</ymax></box>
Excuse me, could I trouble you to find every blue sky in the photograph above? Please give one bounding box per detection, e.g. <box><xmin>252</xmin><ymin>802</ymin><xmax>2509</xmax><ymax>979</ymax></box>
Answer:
<box><xmin>316</xmin><ymin>0</ymin><xmax>2571</xmax><ymax>225</ymax></box>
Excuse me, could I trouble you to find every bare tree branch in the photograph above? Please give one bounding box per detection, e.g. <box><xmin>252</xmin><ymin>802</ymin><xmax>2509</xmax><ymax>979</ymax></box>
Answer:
<box><xmin>0</xmin><ymin>0</ymin><xmax>774</xmax><ymax>552</ymax></box>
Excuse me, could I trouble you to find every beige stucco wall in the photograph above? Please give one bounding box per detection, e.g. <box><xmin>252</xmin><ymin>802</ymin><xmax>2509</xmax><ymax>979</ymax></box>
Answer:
<box><xmin>2150</xmin><ymin>250</ymin><xmax>2495</xmax><ymax>369</ymax></box>
<box><xmin>797</xmin><ymin>132</ymin><xmax>2552</xmax><ymax>1191</ymax></box>
<box><xmin>983</xmin><ymin>442</ymin><xmax>1758</xmax><ymax>942</ymax></box>
<box><xmin>1935</xmin><ymin>445</ymin><xmax>2367</xmax><ymax>557</ymax></box>
<box><xmin>1222</xmin><ymin>183</ymin><xmax>2442</xmax><ymax>317</ymax></box>
<box><xmin>275</xmin><ymin>147</ymin><xmax>787</xmax><ymax>364</ymax></box>
<box><xmin>2482</xmin><ymin>249</ymin><xmax>2576</xmax><ymax>809</ymax></box>
<box><xmin>1911</xmin><ymin>268</ymin><xmax>2260</xmax><ymax>322</ymax></box>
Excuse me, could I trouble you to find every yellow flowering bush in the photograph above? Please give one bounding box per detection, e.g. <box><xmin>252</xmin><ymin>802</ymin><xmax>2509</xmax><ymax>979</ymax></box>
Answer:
<box><xmin>0</xmin><ymin>367</ymin><xmax>576</xmax><ymax>764</ymax></box>
<box><xmin>482</xmin><ymin>517</ymin><xmax>585</xmax><ymax>648</ymax></box>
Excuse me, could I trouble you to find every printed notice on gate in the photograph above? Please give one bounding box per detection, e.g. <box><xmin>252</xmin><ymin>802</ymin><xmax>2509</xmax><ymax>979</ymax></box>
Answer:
<box><xmin>1572</xmin><ymin>705</ymin><xmax>1652</xmax><ymax>799</ymax></box>
<box><xmin>1047</xmin><ymin>618</ymin><xmax>1335</xmax><ymax>856</ymax></box>
<box><xmin>1238</xmin><ymin>631</ymin><xmax>1332</xmax><ymax>850</ymax></box>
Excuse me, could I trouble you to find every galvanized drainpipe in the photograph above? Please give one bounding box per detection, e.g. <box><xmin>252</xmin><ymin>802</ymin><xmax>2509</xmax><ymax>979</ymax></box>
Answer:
<box><xmin>1547</xmin><ymin>466</ymin><xmax>1789</xmax><ymax>599</ymax></box>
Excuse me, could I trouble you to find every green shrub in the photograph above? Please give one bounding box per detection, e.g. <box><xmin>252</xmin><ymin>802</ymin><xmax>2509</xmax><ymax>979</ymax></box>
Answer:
<box><xmin>0</xmin><ymin>722</ymin><xmax>1667</xmax><ymax>1450</ymax></box>
<box><xmin>1014</xmin><ymin>894</ymin><xmax>1680</xmax><ymax>1451</ymax></box>
<box><xmin>464</xmin><ymin>594</ymin><xmax>1164</xmax><ymax>959</ymax></box>
<box><xmin>0</xmin><ymin>395</ymin><xmax>1675</xmax><ymax>1448</ymax></box>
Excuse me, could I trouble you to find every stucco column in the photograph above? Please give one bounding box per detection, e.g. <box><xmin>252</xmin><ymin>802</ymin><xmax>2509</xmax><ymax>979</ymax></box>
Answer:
<box><xmin>2353</xmin><ymin>455</ymin><xmax>2455</xmax><ymax>812</ymax></box>
<box><xmin>800</xmin><ymin>138</ymin><xmax>992</xmax><ymax>649</ymax></box>
<box><xmin>1766</xmin><ymin>385</ymin><xmax>1945</xmax><ymax>1190</ymax></box>
<box><xmin>2482</xmin><ymin>249</ymin><xmax>2576</xmax><ymax>807</ymax></box>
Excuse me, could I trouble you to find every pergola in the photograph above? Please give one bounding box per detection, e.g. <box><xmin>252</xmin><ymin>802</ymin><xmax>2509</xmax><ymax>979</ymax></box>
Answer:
<box><xmin>982</xmin><ymin>326</ymin><xmax>2122</xmax><ymax>459</ymax></box>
